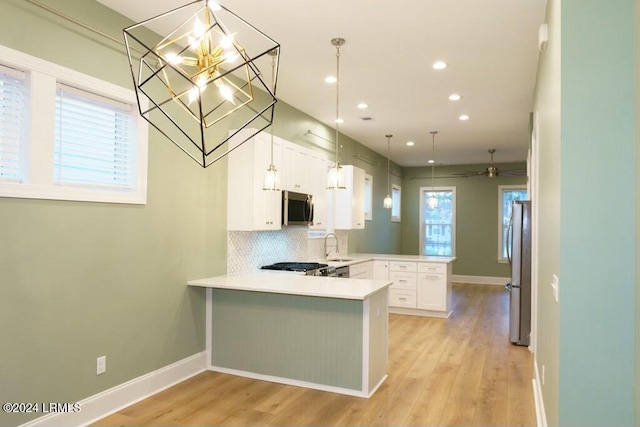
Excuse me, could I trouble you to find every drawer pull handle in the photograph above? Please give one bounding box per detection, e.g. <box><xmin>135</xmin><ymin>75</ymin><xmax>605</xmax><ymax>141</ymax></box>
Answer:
<box><xmin>399</xmin><ymin>297</ymin><xmax>407</xmax><ymax>301</ymax></box>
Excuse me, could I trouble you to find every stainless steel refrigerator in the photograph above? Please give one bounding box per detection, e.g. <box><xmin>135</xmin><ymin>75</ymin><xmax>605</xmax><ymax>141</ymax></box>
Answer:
<box><xmin>506</xmin><ymin>200</ymin><xmax>532</xmax><ymax>346</ymax></box>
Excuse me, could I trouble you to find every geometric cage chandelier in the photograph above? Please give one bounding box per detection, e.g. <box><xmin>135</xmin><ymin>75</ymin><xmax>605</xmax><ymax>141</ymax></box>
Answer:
<box><xmin>123</xmin><ymin>0</ymin><xmax>280</xmax><ymax>167</ymax></box>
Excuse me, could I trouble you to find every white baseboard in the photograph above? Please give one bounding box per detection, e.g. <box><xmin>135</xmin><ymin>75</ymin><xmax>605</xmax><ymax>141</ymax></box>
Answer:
<box><xmin>452</xmin><ymin>274</ymin><xmax>509</xmax><ymax>286</ymax></box>
<box><xmin>209</xmin><ymin>365</ymin><xmax>383</xmax><ymax>398</ymax></box>
<box><xmin>533</xmin><ymin>362</ymin><xmax>547</xmax><ymax>427</ymax></box>
<box><xmin>20</xmin><ymin>351</ymin><xmax>207</xmax><ymax>427</ymax></box>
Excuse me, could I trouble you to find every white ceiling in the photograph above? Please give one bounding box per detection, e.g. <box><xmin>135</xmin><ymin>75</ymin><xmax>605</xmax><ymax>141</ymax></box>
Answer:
<box><xmin>98</xmin><ymin>0</ymin><xmax>547</xmax><ymax>167</ymax></box>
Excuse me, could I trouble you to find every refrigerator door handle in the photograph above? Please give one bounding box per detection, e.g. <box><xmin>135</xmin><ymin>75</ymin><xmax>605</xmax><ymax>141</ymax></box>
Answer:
<box><xmin>506</xmin><ymin>213</ymin><xmax>513</xmax><ymax>265</ymax></box>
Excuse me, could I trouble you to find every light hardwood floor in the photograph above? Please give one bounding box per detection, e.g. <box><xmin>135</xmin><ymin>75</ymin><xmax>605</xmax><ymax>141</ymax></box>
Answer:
<box><xmin>94</xmin><ymin>283</ymin><xmax>536</xmax><ymax>426</ymax></box>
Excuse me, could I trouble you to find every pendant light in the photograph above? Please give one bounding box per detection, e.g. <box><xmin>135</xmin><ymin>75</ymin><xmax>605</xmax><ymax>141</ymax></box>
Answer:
<box><xmin>123</xmin><ymin>1</ymin><xmax>280</xmax><ymax>168</ymax></box>
<box><xmin>263</xmin><ymin>49</ymin><xmax>280</xmax><ymax>191</ymax></box>
<box><xmin>327</xmin><ymin>38</ymin><xmax>347</xmax><ymax>189</ymax></box>
<box><xmin>428</xmin><ymin>131</ymin><xmax>439</xmax><ymax>209</ymax></box>
<box><xmin>383</xmin><ymin>134</ymin><xmax>393</xmax><ymax>209</ymax></box>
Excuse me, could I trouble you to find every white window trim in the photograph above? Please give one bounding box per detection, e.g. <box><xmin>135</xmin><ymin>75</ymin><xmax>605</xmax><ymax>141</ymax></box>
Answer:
<box><xmin>391</xmin><ymin>183</ymin><xmax>401</xmax><ymax>222</ymax></box>
<box><xmin>419</xmin><ymin>186</ymin><xmax>456</xmax><ymax>257</ymax></box>
<box><xmin>497</xmin><ymin>185</ymin><xmax>528</xmax><ymax>263</ymax></box>
<box><xmin>364</xmin><ymin>173</ymin><xmax>373</xmax><ymax>220</ymax></box>
<box><xmin>0</xmin><ymin>44</ymin><xmax>148</xmax><ymax>204</ymax></box>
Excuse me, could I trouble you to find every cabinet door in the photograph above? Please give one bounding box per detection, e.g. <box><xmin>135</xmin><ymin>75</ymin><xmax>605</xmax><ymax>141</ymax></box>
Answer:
<box><xmin>417</xmin><ymin>273</ymin><xmax>447</xmax><ymax>311</ymax></box>
<box><xmin>309</xmin><ymin>153</ymin><xmax>327</xmax><ymax>230</ymax></box>
<box><xmin>351</xmin><ymin>165</ymin><xmax>365</xmax><ymax>229</ymax></box>
<box><xmin>251</xmin><ymin>134</ymin><xmax>282</xmax><ymax>230</ymax></box>
<box><xmin>334</xmin><ymin>165</ymin><xmax>366</xmax><ymax>230</ymax></box>
<box><xmin>373</xmin><ymin>261</ymin><xmax>389</xmax><ymax>280</ymax></box>
<box><xmin>281</xmin><ymin>142</ymin><xmax>310</xmax><ymax>193</ymax></box>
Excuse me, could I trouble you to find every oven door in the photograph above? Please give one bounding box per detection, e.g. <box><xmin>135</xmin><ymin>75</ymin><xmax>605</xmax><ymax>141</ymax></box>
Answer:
<box><xmin>283</xmin><ymin>191</ymin><xmax>314</xmax><ymax>225</ymax></box>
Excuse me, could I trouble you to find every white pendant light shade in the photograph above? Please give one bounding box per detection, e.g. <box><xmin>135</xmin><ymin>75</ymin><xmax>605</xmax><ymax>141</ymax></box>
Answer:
<box><xmin>327</xmin><ymin>37</ymin><xmax>347</xmax><ymax>190</ymax></box>
<box><xmin>428</xmin><ymin>194</ymin><xmax>439</xmax><ymax>209</ymax></box>
<box><xmin>383</xmin><ymin>195</ymin><xmax>393</xmax><ymax>209</ymax></box>
<box><xmin>327</xmin><ymin>163</ymin><xmax>346</xmax><ymax>189</ymax></box>
<box><xmin>263</xmin><ymin>164</ymin><xmax>280</xmax><ymax>191</ymax></box>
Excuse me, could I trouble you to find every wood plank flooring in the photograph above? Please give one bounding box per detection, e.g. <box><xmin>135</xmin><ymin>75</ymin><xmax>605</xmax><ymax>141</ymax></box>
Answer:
<box><xmin>94</xmin><ymin>283</ymin><xmax>535</xmax><ymax>426</ymax></box>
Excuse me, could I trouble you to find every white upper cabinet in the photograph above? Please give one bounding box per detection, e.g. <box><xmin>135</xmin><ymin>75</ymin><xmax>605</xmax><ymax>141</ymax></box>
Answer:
<box><xmin>333</xmin><ymin>165</ymin><xmax>366</xmax><ymax>230</ymax></box>
<box><xmin>308</xmin><ymin>151</ymin><xmax>328</xmax><ymax>230</ymax></box>
<box><xmin>227</xmin><ymin>131</ymin><xmax>282</xmax><ymax>231</ymax></box>
<box><xmin>281</xmin><ymin>141</ymin><xmax>310</xmax><ymax>193</ymax></box>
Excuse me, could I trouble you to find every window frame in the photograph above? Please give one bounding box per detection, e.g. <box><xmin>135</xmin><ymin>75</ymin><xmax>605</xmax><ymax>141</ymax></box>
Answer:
<box><xmin>419</xmin><ymin>186</ymin><xmax>456</xmax><ymax>257</ymax></box>
<box><xmin>0</xmin><ymin>44</ymin><xmax>148</xmax><ymax>204</ymax></box>
<box><xmin>497</xmin><ymin>185</ymin><xmax>528</xmax><ymax>262</ymax></box>
<box><xmin>391</xmin><ymin>183</ymin><xmax>401</xmax><ymax>222</ymax></box>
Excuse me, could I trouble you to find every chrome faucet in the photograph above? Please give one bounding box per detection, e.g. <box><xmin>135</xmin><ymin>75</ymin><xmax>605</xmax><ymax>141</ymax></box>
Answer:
<box><xmin>324</xmin><ymin>233</ymin><xmax>339</xmax><ymax>259</ymax></box>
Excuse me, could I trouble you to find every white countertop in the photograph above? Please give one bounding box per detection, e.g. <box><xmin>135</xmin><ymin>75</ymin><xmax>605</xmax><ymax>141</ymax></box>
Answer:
<box><xmin>322</xmin><ymin>253</ymin><xmax>456</xmax><ymax>267</ymax></box>
<box><xmin>188</xmin><ymin>271</ymin><xmax>393</xmax><ymax>300</ymax></box>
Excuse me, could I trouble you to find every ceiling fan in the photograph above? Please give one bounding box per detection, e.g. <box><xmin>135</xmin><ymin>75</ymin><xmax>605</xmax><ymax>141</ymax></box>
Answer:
<box><xmin>408</xmin><ymin>149</ymin><xmax>527</xmax><ymax>180</ymax></box>
<box><xmin>454</xmin><ymin>149</ymin><xmax>526</xmax><ymax>178</ymax></box>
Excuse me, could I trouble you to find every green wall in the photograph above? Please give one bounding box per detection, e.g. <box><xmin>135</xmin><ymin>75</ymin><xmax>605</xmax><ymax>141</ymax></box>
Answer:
<box><xmin>0</xmin><ymin>1</ymin><xmax>224</xmax><ymax>425</ymax></box>
<box><xmin>535</xmin><ymin>0</ymin><xmax>637</xmax><ymax>425</ymax></box>
<box><xmin>533</xmin><ymin>0</ymin><xmax>562</xmax><ymax>423</ymax></box>
<box><xmin>400</xmin><ymin>163</ymin><xmax>527</xmax><ymax>277</ymax></box>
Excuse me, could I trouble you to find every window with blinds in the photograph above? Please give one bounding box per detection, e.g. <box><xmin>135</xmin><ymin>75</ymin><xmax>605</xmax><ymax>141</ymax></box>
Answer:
<box><xmin>54</xmin><ymin>84</ymin><xmax>136</xmax><ymax>191</ymax></box>
<box><xmin>0</xmin><ymin>64</ymin><xmax>28</xmax><ymax>183</ymax></box>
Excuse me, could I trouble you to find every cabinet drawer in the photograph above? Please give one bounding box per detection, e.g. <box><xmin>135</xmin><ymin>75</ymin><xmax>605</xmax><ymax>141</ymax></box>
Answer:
<box><xmin>389</xmin><ymin>261</ymin><xmax>417</xmax><ymax>272</ymax></box>
<box><xmin>389</xmin><ymin>272</ymin><xmax>416</xmax><ymax>290</ymax></box>
<box><xmin>389</xmin><ymin>289</ymin><xmax>416</xmax><ymax>308</ymax></box>
<box><xmin>418</xmin><ymin>263</ymin><xmax>447</xmax><ymax>274</ymax></box>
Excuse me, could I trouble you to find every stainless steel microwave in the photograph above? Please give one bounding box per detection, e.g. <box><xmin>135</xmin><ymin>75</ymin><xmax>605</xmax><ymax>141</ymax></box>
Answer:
<box><xmin>282</xmin><ymin>191</ymin><xmax>314</xmax><ymax>226</ymax></box>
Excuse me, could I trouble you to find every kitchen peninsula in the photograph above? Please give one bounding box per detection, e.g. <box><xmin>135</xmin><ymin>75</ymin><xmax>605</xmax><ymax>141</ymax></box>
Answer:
<box><xmin>188</xmin><ymin>272</ymin><xmax>392</xmax><ymax>398</ymax></box>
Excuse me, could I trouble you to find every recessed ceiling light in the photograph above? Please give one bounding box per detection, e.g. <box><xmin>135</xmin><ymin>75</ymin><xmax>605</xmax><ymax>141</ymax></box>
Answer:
<box><xmin>324</xmin><ymin>76</ymin><xmax>337</xmax><ymax>83</ymax></box>
<box><xmin>357</xmin><ymin>102</ymin><xmax>368</xmax><ymax>109</ymax></box>
<box><xmin>432</xmin><ymin>61</ymin><xmax>448</xmax><ymax>70</ymax></box>
<box><xmin>406</xmin><ymin>141</ymin><xmax>415</xmax><ymax>147</ymax></box>
<box><xmin>459</xmin><ymin>114</ymin><xmax>470</xmax><ymax>121</ymax></box>
<box><xmin>334</xmin><ymin>118</ymin><xmax>344</xmax><ymax>124</ymax></box>
<box><xmin>449</xmin><ymin>94</ymin><xmax>462</xmax><ymax>101</ymax></box>
<box><xmin>428</xmin><ymin>159</ymin><xmax>435</xmax><ymax>164</ymax></box>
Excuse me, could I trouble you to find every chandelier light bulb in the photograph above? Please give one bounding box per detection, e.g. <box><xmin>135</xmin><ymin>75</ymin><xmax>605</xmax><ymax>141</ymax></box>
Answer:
<box><xmin>428</xmin><ymin>194</ymin><xmax>439</xmax><ymax>209</ymax></box>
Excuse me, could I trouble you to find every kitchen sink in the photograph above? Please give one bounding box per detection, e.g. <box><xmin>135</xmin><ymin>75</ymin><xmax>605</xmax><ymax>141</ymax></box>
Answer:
<box><xmin>328</xmin><ymin>258</ymin><xmax>352</xmax><ymax>262</ymax></box>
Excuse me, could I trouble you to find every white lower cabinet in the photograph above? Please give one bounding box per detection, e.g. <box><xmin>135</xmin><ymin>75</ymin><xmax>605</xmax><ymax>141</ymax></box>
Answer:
<box><xmin>416</xmin><ymin>262</ymin><xmax>452</xmax><ymax>314</ymax></box>
<box><xmin>372</xmin><ymin>261</ymin><xmax>389</xmax><ymax>280</ymax></box>
<box><xmin>384</xmin><ymin>259</ymin><xmax>452</xmax><ymax>317</ymax></box>
<box><xmin>349</xmin><ymin>261</ymin><xmax>372</xmax><ymax>279</ymax></box>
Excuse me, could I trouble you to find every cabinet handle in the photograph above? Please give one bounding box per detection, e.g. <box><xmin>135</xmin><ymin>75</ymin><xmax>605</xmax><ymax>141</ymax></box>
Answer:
<box><xmin>399</xmin><ymin>297</ymin><xmax>407</xmax><ymax>301</ymax></box>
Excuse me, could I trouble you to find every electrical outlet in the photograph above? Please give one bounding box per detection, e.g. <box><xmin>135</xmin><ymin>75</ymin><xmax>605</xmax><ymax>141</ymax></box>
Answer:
<box><xmin>96</xmin><ymin>356</ymin><xmax>106</xmax><ymax>375</ymax></box>
<box><xmin>542</xmin><ymin>364</ymin><xmax>545</xmax><ymax>385</ymax></box>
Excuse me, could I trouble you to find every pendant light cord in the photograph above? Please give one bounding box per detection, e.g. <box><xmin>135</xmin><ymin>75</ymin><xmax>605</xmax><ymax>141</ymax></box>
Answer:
<box><xmin>386</xmin><ymin>135</ymin><xmax>392</xmax><ymax>194</ymax></box>
<box><xmin>334</xmin><ymin>43</ymin><xmax>341</xmax><ymax>165</ymax></box>
<box><xmin>430</xmin><ymin>131</ymin><xmax>438</xmax><ymax>191</ymax></box>
<box><xmin>269</xmin><ymin>50</ymin><xmax>277</xmax><ymax>166</ymax></box>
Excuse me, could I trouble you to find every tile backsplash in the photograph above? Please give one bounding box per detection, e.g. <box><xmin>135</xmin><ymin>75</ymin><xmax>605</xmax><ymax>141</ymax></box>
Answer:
<box><xmin>227</xmin><ymin>228</ymin><xmax>348</xmax><ymax>274</ymax></box>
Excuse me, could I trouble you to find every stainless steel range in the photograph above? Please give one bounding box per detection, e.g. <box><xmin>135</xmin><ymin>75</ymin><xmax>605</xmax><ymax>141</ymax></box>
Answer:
<box><xmin>261</xmin><ymin>262</ymin><xmax>331</xmax><ymax>276</ymax></box>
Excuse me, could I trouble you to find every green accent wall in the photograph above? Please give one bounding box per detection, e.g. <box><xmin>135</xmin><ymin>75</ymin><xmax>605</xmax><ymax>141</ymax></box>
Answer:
<box><xmin>401</xmin><ymin>163</ymin><xmax>527</xmax><ymax>277</ymax></box>
<box><xmin>211</xmin><ymin>289</ymin><xmax>363</xmax><ymax>390</ymax></box>
<box><xmin>535</xmin><ymin>0</ymin><xmax>637</xmax><ymax>425</ymax></box>
<box><xmin>0</xmin><ymin>1</ymin><xmax>223</xmax><ymax>425</ymax></box>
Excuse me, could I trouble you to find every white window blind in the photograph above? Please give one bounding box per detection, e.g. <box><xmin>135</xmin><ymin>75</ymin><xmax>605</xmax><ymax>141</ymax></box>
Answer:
<box><xmin>54</xmin><ymin>84</ymin><xmax>137</xmax><ymax>191</ymax></box>
<box><xmin>0</xmin><ymin>64</ymin><xmax>28</xmax><ymax>182</ymax></box>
